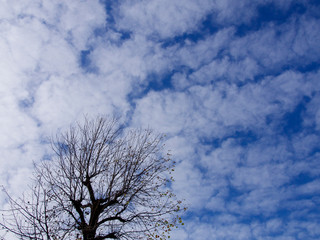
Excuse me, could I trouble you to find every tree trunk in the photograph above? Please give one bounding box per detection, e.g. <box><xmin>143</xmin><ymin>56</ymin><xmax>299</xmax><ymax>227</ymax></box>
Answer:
<box><xmin>83</xmin><ymin>228</ymin><xmax>97</xmax><ymax>240</ymax></box>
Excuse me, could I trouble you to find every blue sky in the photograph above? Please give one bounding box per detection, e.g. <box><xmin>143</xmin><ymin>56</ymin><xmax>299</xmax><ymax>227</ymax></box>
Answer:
<box><xmin>1</xmin><ymin>0</ymin><xmax>320</xmax><ymax>239</ymax></box>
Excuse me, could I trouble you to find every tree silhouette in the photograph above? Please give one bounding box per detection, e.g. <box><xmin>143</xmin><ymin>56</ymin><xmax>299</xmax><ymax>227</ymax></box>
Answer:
<box><xmin>1</xmin><ymin>117</ymin><xmax>185</xmax><ymax>240</ymax></box>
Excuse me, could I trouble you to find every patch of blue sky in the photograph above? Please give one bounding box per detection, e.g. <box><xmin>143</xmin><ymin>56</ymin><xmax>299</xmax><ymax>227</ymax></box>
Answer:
<box><xmin>296</xmin><ymin>62</ymin><xmax>320</xmax><ymax>73</ymax></box>
<box><xmin>235</xmin><ymin>2</ymin><xmax>308</xmax><ymax>37</ymax></box>
<box><xmin>291</xmin><ymin>172</ymin><xmax>317</xmax><ymax>186</ymax></box>
<box><xmin>92</xmin><ymin>26</ymin><xmax>107</xmax><ymax>38</ymax></box>
<box><xmin>80</xmin><ymin>30</ymin><xmax>131</xmax><ymax>72</ymax></box>
<box><xmin>128</xmin><ymin>68</ymin><xmax>192</xmax><ymax>101</ymax></box>
<box><xmin>118</xmin><ymin>30</ymin><xmax>131</xmax><ymax>41</ymax></box>
<box><xmin>79</xmin><ymin>48</ymin><xmax>100</xmax><ymax>73</ymax></box>
<box><xmin>225</xmin><ymin>184</ymin><xmax>247</xmax><ymax>201</ymax></box>
<box><xmin>145</xmin><ymin>72</ymin><xmax>174</xmax><ymax>91</ymax></box>
<box><xmin>160</xmin><ymin>13</ymin><xmax>219</xmax><ymax>48</ymax></box>
<box><xmin>199</xmin><ymin>137</ymin><xmax>222</xmax><ymax>150</ymax></box>
<box><xmin>229</xmin><ymin>130</ymin><xmax>259</xmax><ymax>147</ymax></box>
<box><xmin>41</xmin><ymin>153</ymin><xmax>53</xmax><ymax>161</ymax></box>
<box><xmin>282</xmin><ymin>96</ymin><xmax>310</xmax><ymax>136</ymax></box>
<box><xmin>272</xmin><ymin>62</ymin><xmax>320</xmax><ymax>78</ymax></box>
<box><xmin>125</xmin><ymin>75</ymin><xmax>172</xmax><ymax>113</ymax></box>
<box><xmin>18</xmin><ymin>97</ymin><xmax>35</xmax><ymax>109</ymax></box>
<box><xmin>80</xmin><ymin>49</ymin><xmax>92</xmax><ymax>69</ymax></box>
<box><xmin>101</xmin><ymin>0</ymin><xmax>120</xmax><ymax>26</ymax></box>
<box><xmin>99</xmin><ymin>0</ymin><xmax>132</xmax><ymax>41</ymax></box>
<box><xmin>199</xmin><ymin>130</ymin><xmax>259</xmax><ymax>152</ymax></box>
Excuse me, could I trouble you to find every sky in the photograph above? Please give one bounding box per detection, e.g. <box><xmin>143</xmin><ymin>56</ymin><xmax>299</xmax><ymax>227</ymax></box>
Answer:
<box><xmin>1</xmin><ymin>0</ymin><xmax>320</xmax><ymax>239</ymax></box>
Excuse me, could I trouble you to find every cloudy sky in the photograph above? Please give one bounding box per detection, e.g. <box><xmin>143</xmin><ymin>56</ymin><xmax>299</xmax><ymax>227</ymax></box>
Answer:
<box><xmin>1</xmin><ymin>0</ymin><xmax>320</xmax><ymax>239</ymax></box>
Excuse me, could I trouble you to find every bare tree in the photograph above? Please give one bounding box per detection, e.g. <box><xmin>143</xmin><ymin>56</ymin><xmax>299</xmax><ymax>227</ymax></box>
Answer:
<box><xmin>1</xmin><ymin>116</ymin><xmax>185</xmax><ymax>240</ymax></box>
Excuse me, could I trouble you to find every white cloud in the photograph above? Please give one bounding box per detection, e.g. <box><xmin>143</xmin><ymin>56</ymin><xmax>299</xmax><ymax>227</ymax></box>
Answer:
<box><xmin>183</xmin><ymin>220</ymin><xmax>251</xmax><ymax>240</ymax></box>
<box><xmin>0</xmin><ymin>0</ymin><xmax>108</xmax><ymax>190</ymax></box>
<box><xmin>1</xmin><ymin>0</ymin><xmax>320</xmax><ymax>239</ymax></box>
<box><xmin>292</xmin><ymin>16</ymin><xmax>320</xmax><ymax>60</ymax></box>
<box><xmin>212</xmin><ymin>0</ymin><xmax>259</xmax><ymax>25</ymax></box>
<box><xmin>187</xmin><ymin>56</ymin><xmax>261</xmax><ymax>85</ymax></box>
<box><xmin>170</xmin><ymin>27</ymin><xmax>235</xmax><ymax>70</ymax></box>
<box><xmin>116</xmin><ymin>0</ymin><xmax>215</xmax><ymax>39</ymax></box>
<box><xmin>230</xmin><ymin>16</ymin><xmax>320</xmax><ymax>71</ymax></box>
<box><xmin>133</xmin><ymin>69</ymin><xmax>319</xmax><ymax>141</ymax></box>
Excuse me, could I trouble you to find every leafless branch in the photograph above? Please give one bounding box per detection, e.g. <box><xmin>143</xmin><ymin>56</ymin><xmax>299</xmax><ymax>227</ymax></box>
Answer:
<box><xmin>1</xmin><ymin>116</ymin><xmax>185</xmax><ymax>240</ymax></box>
